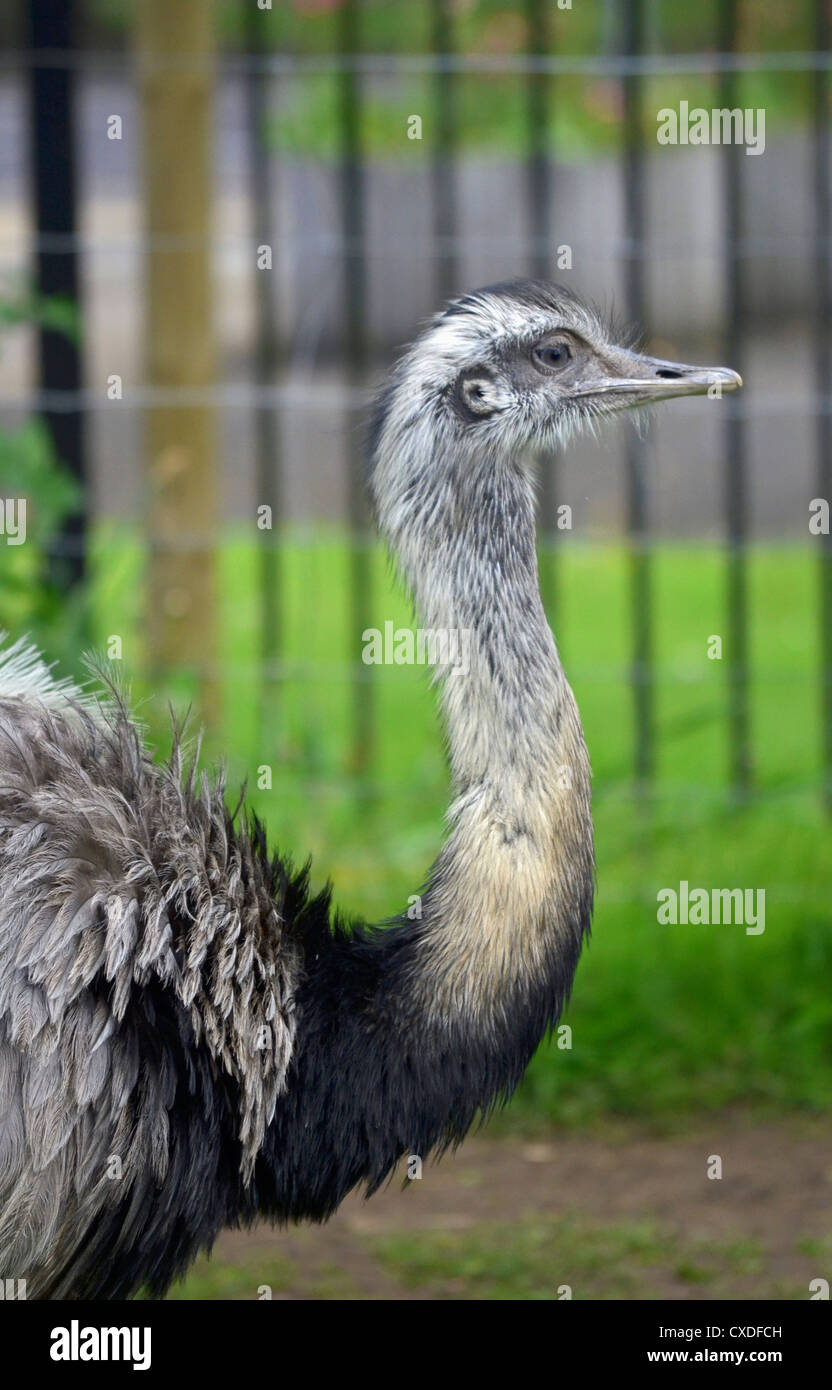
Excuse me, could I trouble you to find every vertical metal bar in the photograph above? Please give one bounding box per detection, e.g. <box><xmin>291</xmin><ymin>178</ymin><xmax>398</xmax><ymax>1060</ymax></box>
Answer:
<box><xmin>525</xmin><ymin>0</ymin><xmax>559</xmax><ymax>624</ymax></box>
<box><xmin>719</xmin><ymin>0</ymin><xmax>751</xmax><ymax>798</ymax></box>
<box><xmin>27</xmin><ymin>0</ymin><xmax>86</xmax><ymax>591</ymax></box>
<box><xmin>338</xmin><ymin>0</ymin><xmax>373</xmax><ymax>773</ymax></box>
<box><xmin>622</xmin><ymin>0</ymin><xmax>653</xmax><ymax>789</ymax></box>
<box><xmin>525</xmin><ymin>0</ymin><xmax>550</xmax><ymax>283</ymax></box>
<box><xmin>813</xmin><ymin>0</ymin><xmax>832</xmax><ymax>808</ymax></box>
<box><xmin>431</xmin><ymin>0</ymin><xmax>456</xmax><ymax>301</ymax></box>
<box><xmin>246</xmin><ymin>4</ymin><xmax>283</xmax><ymax>746</ymax></box>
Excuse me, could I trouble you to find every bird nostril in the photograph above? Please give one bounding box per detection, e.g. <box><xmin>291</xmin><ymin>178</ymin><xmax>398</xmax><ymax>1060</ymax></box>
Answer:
<box><xmin>655</xmin><ymin>368</ymin><xmax>683</xmax><ymax>379</ymax></box>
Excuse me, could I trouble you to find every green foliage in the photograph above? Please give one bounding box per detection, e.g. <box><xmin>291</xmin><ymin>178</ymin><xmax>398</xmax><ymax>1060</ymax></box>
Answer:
<box><xmin>216</xmin><ymin>0</ymin><xmax>813</xmax><ymax>61</ymax></box>
<box><xmin>0</xmin><ymin>419</ymin><xmax>86</xmax><ymax>664</ymax></box>
<box><xmin>268</xmin><ymin>68</ymin><xmax>812</xmax><ymax>162</ymax></box>
<box><xmin>86</xmin><ymin>0</ymin><xmax>819</xmax><ymax>160</ymax></box>
<box><xmin>0</xmin><ymin>289</ymin><xmax>80</xmax><ymax>344</ymax></box>
<box><xmin>0</xmin><ymin>289</ymin><xmax>85</xmax><ymax>663</ymax></box>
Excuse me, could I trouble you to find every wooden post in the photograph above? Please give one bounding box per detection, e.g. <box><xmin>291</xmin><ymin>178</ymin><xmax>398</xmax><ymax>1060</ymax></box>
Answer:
<box><xmin>136</xmin><ymin>1</ymin><xmax>218</xmax><ymax>724</ymax></box>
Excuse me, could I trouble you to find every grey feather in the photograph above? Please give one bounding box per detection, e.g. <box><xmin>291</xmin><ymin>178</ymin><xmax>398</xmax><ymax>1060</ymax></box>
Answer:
<box><xmin>0</xmin><ymin>644</ymin><xmax>300</xmax><ymax>1296</ymax></box>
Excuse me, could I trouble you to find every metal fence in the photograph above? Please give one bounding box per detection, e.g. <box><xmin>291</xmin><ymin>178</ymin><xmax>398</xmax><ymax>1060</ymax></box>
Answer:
<box><xmin>4</xmin><ymin>0</ymin><xmax>832</xmax><ymax>805</ymax></box>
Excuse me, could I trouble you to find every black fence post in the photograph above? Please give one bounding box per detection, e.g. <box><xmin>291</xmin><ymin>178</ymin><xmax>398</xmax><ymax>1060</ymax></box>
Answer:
<box><xmin>525</xmin><ymin>0</ymin><xmax>559</xmax><ymax>625</ymax></box>
<box><xmin>338</xmin><ymin>0</ymin><xmax>374</xmax><ymax>775</ymax></box>
<box><xmin>525</xmin><ymin>0</ymin><xmax>550</xmax><ymax>283</ymax></box>
<box><xmin>813</xmin><ymin>0</ymin><xmax>832</xmax><ymax>810</ymax></box>
<box><xmin>26</xmin><ymin>0</ymin><xmax>86</xmax><ymax>592</ymax></box>
<box><xmin>245</xmin><ymin>4</ymin><xmax>284</xmax><ymax>747</ymax></box>
<box><xmin>622</xmin><ymin>0</ymin><xmax>653</xmax><ymax>792</ymax></box>
<box><xmin>719</xmin><ymin>0</ymin><xmax>752</xmax><ymax>800</ymax></box>
<box><xmin>431</xmin><ymin>0</ymin><xmax>457</xmax><ymax>302</ymax></box>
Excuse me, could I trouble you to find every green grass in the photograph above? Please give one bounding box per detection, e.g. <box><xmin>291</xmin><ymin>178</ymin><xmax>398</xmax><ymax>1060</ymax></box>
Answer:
<box><xmin>54</xmin><ymin>531</ymin><xmax>832</xmax><ymax>1127</ymax></box>
<box><xmin>159</xmin><ymin>1245</ymin><xmax>362</xmax><ymax>1302</ymax></box>
<box><xmin>373</xmin><ymin>1216</ymin><xmax>770</xmax><ymax>1301</ymax></box>
<box><xmin>164</xmin><ymin>1212</ymin><xmax>817</xmax><ymax>1301</ymax></box>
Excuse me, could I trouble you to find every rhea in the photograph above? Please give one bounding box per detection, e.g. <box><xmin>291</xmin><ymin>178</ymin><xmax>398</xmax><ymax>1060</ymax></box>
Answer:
<box><xmin>0</xmin><ymin>280</ymin><xmax>740</xmax><ymax>1298</ymax></box>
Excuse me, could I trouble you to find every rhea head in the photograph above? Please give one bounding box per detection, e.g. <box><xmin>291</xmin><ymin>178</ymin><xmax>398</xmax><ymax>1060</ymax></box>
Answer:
<box><xmin>369</xmin><ymin>278</ymin><xmax>741</xmax><ymax>556</ymax></box>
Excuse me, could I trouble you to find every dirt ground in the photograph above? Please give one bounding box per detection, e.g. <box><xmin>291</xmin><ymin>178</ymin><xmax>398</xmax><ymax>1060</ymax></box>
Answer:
<box><xmin>201</xmin><ymin>1117</ymin><xmax>832</xmax><ymax>1300</ymax></box>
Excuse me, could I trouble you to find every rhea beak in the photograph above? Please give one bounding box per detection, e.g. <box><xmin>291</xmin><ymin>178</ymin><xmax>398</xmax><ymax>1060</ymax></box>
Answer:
<box><xmin>574</xmin><ymin>349</ymin><xmax>742</xmax><ymax>402</ymax></box>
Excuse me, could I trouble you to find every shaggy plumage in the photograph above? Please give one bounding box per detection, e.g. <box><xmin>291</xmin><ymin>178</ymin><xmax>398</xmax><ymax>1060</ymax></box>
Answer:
<box><xmin>0</xmin><ymin>661</ymin><xmax>302</xmax><ymax>1295</ymax></box>
<box><xmin>0</xmin><ymin>281</ymin><xmax>739</xmax><ymax>1298</ymax></box>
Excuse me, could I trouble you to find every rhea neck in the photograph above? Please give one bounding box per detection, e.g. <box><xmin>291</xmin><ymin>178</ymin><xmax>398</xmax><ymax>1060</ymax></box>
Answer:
<box><xmin>389</xmin><ymin>444</ymin><xmax>594</xmax><ymax>1026</ymax></box>
<box><xmin>401</xmin><ymin>447</ymin><xmax>567</xmax><ymax>785</ymax></box>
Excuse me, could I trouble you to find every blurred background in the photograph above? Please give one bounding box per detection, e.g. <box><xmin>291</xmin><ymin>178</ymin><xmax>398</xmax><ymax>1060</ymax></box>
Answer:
<box><xmin>1</xmin><ymin>0</ymin><xmax>830</xmax><ymax>1299</ymax></box>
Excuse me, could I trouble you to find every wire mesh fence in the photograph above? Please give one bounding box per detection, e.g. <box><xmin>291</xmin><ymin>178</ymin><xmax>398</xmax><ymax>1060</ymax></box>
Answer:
<box><xmin>2</xmin><ymin>0</ymin><xmax>831</xmax><ymax>808</ymax></box>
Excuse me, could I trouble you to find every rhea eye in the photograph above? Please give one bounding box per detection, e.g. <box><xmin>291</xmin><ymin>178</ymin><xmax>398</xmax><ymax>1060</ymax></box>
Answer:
<box><xmin>533</xmin><ymin>341</ymin><xmax>572</xmax><ymax>371</ymax></box>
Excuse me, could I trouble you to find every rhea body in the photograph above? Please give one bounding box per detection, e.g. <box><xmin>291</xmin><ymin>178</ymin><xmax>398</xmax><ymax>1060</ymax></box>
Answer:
<box><xmin>0</xmin><ymin>281</ymin><xmax>740</xmax><ymax>1298</ymax></box>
